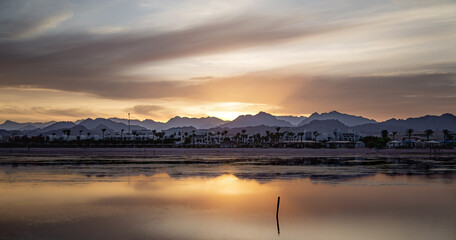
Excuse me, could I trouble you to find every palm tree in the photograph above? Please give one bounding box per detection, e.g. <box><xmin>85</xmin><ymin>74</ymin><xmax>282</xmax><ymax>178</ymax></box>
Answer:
<box><xmin>241</xmin><ymin>129</ymin><xmax>247</xmax><ymax>143</ymax></box>
<box><xmin>235</xmin><ymin>132</ymin><xmax>241</xmax><ymax>144</ymax></box>
<box><xmin>183</xmin><ymin>132</ymin><xmax>189</xmax><ymax>143</ymax></box>
<box><xmin>120</xmin><ymin>129</ymin><xmax>124</xmax><ymax>141</ymax></box>
<box><xmin>222</xmin><ymin>130</ymin><xmax>228</xmax><ymax>142</ymax></box>
<box><xmin>381</xmin><ymin>130</ymin><xmax>389</xmax><ymax>138</ymax></box>
<box><xmin>424</xmin><ymin>129</ymin><xmax>434</xmax><ymax>141</ymax></box>
<box><xmin>152</xmin><ymin>130</ymin><xmax>156</xmax><ymax>141</ymax></box>
<box><xmin>313</xmin><ymin>131</ymin><xmax>319</xmax><ymax>143</ymax></box>
<box><xmin>87</xmin><ymin>132</ymin><xmax>92</xmax><ymax>148</ymax></box>
<box><xmin>392</xmin><ymin>131</ymin><xmax>398</xmax><ymax>140</ymax></box>
<box><xmin>298</xmin><ymin>132</ymin><xmax>304</xmax><ymax>142</ymax></box>
<box><xmin>157</xmin><ymin>132</ymin><xmax>165</xmax><ymax>144</ymax></box>
<box><xmin>265</xmin><ymin>130</ymin><xmax>271</xmax><ymax>143</ymax></box>
<box><xmin>443</xmin><ymin>129</ymin><xmax>450</xmax><ymax>141</ymax></box>
<box><xmin>406</xmin><ymin>129</ymin><xmax>414</xmax><ymax>141</ymax></box>
<box><xmin>101</xmin><ymin>128</ymin><xmax>106</xmax><ymax>140</ymax></box>
<box><xmin>63</xmin><ymin>129</ymin><xmax>71</xmax><ymax>141</ymax></box>
<box><xmin>275</xmin><ymin>127</ymin><xmax>281</xmax><ymax>143</ymax></box>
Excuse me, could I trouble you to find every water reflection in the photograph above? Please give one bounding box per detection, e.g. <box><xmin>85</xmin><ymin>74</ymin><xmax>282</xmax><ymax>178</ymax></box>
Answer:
<box><xmin>0</xmin><ymin>168</ymin><xmax>455</xmax><ymax>240</ymax></box>
<box><xmin>1</xmin><ymin>155</ymin><xmax>455</xmax><ymax>185</ymax></box>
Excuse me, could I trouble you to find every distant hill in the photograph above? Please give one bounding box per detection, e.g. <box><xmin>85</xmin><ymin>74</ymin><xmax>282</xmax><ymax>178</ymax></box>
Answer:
<box><xmin>0</xmin><ymin>120</ymin><xmax>56</xmax><ymax>131</ymax></box>
<box><xmin>220</xmin><ymin>112</ymin><xmax>293</xmax><ymax>128</ymax></box>
<box><xmin>275</xmin><ymin>115</ymin><xmax>308</xmax><ymax>126</ymax></box>
<box><xmin>39</xmin><ymin>122</ymin><xmax>76</xmax><ymax>132</ymax></box>
<box><xmin>35</xmin><ymin>125</ymin><xmax>90</xmax><ymax>137</ymax></box>
<box><xmin>166</xmin><ymin>116</ymin><xmax>226</xmax><ymax>129</ymax></box>
<box><xmin>110</xmin><ymin>116</ymin><xmax>226</xmax><ymax>130</ymax></box>
<box><xmin>298</xmin><ymin>111</ymin><xmax>376</xmax><ymax>127</ymax></box>
<box><xmin>109</xmin><ymin>118</ymin><xmax>163</xmax><ymax>130</ymax></box>
<box><xmin>1</xmin><ymin>112</ymin><xmax>454</xmax><ymax>138</ymax></box>
<box><xmin>297</xmin><ymin>119</ymin><xmax>349</xmax><ymax>132</ymax></box>
<box><xmin>353</xmin><ymin>113</ymin><xmax>456</xmax><ymax>134</ymax></box>
<box><xmin>78</xmin><ymin>118</ymin><xmax>145</xmax><ymax>132</ymax></box>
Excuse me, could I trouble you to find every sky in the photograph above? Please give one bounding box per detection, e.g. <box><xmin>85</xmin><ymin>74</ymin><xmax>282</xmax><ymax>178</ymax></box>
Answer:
<box><xmin>0</xmin><ymin>0</ymin><xmax>455</xmax><ymax>123</ymax></box>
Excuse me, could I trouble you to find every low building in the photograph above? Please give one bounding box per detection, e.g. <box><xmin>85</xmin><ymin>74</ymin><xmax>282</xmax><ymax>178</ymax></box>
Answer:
<box><xmin>387</xmin><ymin>140</ymin><xmax>402</xmax><ymax>148</ymax></box>
<box><xmin>326</xmin><ymin>141</ymin><xmax>356</xmax><ymax>148</ymax></box>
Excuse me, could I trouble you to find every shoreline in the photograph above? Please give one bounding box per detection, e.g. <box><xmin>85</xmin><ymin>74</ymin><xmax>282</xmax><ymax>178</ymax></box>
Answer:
<box><xmin>1</xmin><ymin>147</ymin><xmax>455</xmax><ymax>158</ymax></box>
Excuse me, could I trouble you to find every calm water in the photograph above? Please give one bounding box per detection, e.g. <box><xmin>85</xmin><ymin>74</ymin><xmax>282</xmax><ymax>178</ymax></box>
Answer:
<box><xmin>0</xmin><ymin>156</ymin><xmax>455</xmax><ymax>240</ymax></box>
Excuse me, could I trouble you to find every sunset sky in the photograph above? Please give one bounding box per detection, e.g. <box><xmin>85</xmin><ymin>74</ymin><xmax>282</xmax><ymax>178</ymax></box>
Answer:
<box><xmin>0</xmin><ymin>0</ymin><xmax>455</xmax><ymax>123</ymax></box>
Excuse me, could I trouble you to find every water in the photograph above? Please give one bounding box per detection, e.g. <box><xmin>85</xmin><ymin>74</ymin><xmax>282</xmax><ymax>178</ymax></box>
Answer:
<box><xmin>0</xmin><ymin>154</ymin><xmax>455</xmax><ymax>240</ymax></box>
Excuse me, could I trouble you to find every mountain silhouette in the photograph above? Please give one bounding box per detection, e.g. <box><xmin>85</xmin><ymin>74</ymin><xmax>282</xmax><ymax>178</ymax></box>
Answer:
<box><xmin>298</xmin><ymin>111</ymin><xmax>376</xmax><ymax>127</ymax></box>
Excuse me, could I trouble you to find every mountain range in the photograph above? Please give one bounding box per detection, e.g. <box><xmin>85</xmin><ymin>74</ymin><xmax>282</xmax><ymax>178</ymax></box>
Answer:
<box><xmin>109</xmin><ymin>116</ymin><xmax>226</xmax><ymax>131</ymax></box>
<box><xmin>1</xmin><ymin>111</ymin><xmax>455</xmax><ymax>137</ymax></box>
<box><xmin>298</xmin><ymin>111</ymin><xmax>376</xmax><ymax>127</ymax></box>
<box><xmin>0</xmin><ymin>120</ymin><xmax>56</xmax><ymax>131</ymax></box>
<box><xmin>219</xmin><ymin>112</ymin><xmax>294</xmax><ymax>128</ymax></box>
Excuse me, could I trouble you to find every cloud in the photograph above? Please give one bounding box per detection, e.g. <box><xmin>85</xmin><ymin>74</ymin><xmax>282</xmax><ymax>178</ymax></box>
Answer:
<box><xmin>0</xmin><ymin>0</ymin><xmax>455</xmax><ymax>121</ymax></box>
<box><xmin>0</xmin><ymin>106</ymin><xmax>96</xmax><ymax>118</ymax></box>
<box><xmin>0</xmin><ymin>14</ymin><xmax>364</xmax><ymax>96</ymax></box>
<box><xmin>128</xmin><ymin>105</ymin><xmax>164</xmax><ymax>116</ymax></box>
<box><xmin>0</xmin><ymin>0</ymin><xmax>72</xmax><ymax>40</ymax></box>
<box><xmin>0</xmin><ymin>12</ymin><xmax>72</xmax><ymax>40</ymax></box>
<box><xmin>279</xmin><ymin>73</ymin><xmax>456</xmax><ymax>119</ymax></box>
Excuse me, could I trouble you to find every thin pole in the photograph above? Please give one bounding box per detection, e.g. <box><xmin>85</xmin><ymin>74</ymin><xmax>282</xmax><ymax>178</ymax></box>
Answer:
<box><xmin>128</xmin><ymin>113</ymin><xmax>131</xmax><ymax>135</ymax></box>
<box><xmin>276</xmin><ymin>196</ymin><xmax>280</xmax><ymax>235</ymax></box>
<box><xmin>276</xmin><ymin>196</ymin><xmax>280</xmax><ymax>218</ymax></box>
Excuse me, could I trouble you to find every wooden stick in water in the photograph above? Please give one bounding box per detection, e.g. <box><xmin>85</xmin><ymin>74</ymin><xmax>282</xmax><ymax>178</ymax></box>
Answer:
<box><xmin>276</xmin><ymin>196</ymin><xmax>281</xmax><ymax>235</ymax></box>
<box><xmin>276</xmin><ymin>196</ymin><xmax>280</xmax><ymax>218</ymax></box>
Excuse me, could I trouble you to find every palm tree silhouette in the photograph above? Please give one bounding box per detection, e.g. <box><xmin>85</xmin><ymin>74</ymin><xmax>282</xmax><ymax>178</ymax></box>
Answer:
<box><xmin>298</xmin><ymin>132</ymin><xmax>304</xmax><ymax>143</ymax></box>
<box><xmin>313</xmin><ymin>131</ymin><xmax>319</xmax><ymax>143</ymax></box>
<box><xmin>275</xmin><ymin>127</ymin><xmax>281</xmax><ymax>143</ymax></box>
<box><xmin>265</xmin><ymin>131</ymin><xmax>270</xmax><ymax>143</ymax></box>
<box><xmin>406</xmin><ymin>129</ymin><xmax>414</xmax><ymax>141</ymax></box>
<box><xmin>132</xmin><ymin>130</ymin><xmax>137</xmax><ymax>141</ymax></box>
<box><xmin>424</xmin><ymin>129</ymin><xmax>434</xmax><ymax>141</ymax></box>
<box><xmin>235</xmin><ymin>132</ymin><xmax>241</xmax><ymax>144</ymax></box>
<box><xmin>392</xmin><ymin>131</ymin><xmax>398</xmax><ymax>140</ymax></box>
<box><xmin>443</xmin><ymin>129</ymin><xmax>450</xmax><ymax>141</ymax></box>
<box><xmin>241</xmin><ymin>129</ymin><xmax>247</xmax><ymax>143</ymax></box>
<box><xmin>101</xmin><ymin>128</ymin><xmax>106</xmax><ymax>140</ymax></box>
<box><xmin>152</xmin><ymin>130</ymin><xmax>156</xmax><ymax>141</ymax></box>
<box><xmin>222</xmin><ymin>130</ymin><xmax>228</xmax><ymax>142</ymax></box>
<box><xmin>63</xmin><ymin>129</ymin><xmax>71</xmax><ymax>141</ymax></box>
<box><xmin>381</xmin><ymin>130</ymin><xmax>388</xmax><ymax>138</ymax></box>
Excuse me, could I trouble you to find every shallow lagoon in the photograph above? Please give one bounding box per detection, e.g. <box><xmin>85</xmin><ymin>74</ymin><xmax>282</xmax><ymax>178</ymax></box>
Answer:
<box><xmin>0</xmin><ymin>152</ymin><xmax>455</xmax><ymax>240</ymax></box>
